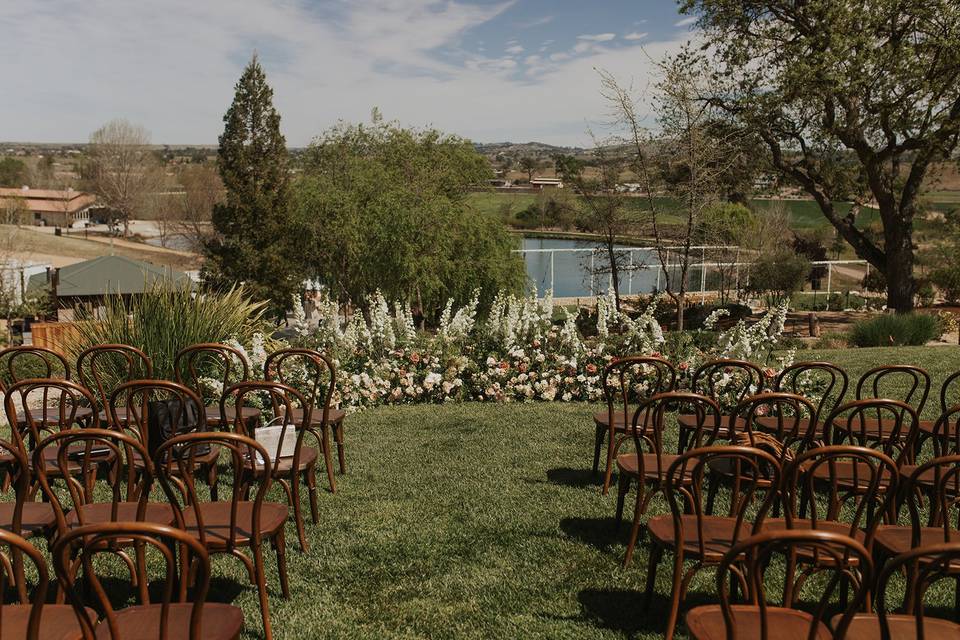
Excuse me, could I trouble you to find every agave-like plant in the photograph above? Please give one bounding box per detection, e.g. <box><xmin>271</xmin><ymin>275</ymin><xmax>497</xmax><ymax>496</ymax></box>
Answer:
<box><xmin>66</xmin><ymin>281</ymin><xmax>270</xmax><ymax>385</ymax></box>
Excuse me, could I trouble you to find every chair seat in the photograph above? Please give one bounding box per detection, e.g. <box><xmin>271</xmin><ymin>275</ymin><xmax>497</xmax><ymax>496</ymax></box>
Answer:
<box><xmin>133</xmin><ymin>446</ymin><xmax>219</xmax><ymax>469</ymax></box>
<box><xmin>94</xmin><ymin>603</ymin><xmax>244</xmax><ymax>640</ymax></box>
<box><xmin>677</xmin><ymin>413</ymin><xmax>740</xmax><ymax>436</ymax></box>
<box><xmin>897</xmin><ymin>463</ymin><xmax>957</xmax><ymax>489</ymax></box>
<box><xmin>16</xmin><ymin>405</ymin><xmax>95</xmax><ymax>428</ymax></box>
<box><xmin>761</xmin><ymin>518</ymin><xmax>868</xmax><ymax>564</ymax></box>
<box><xmin>287</xmin><ymin>406</ymin><xmax>346</xmax><ymax>426</ymax></box>
<box><xmin>873</xmin><ymin>525</ymin><xmax>960</xmax><ymax>558</ymax></box>
<box><xmin>835</xmin><ymin>613</ymin><xmax>960</xmax><ymax>640</ymax></box>
<box><xmin>647</xmin><ymin>514</ymin><xmax>750</xmax><ymax>559</ymax></box>
<box><xmin>204</xmin><ymin>405</ymin><xmax>261</xmax><ymax>427</ymax></box>
<box><xmin>616</xmin><ymin>452</ymin><xmax>680</xmax><ymax>480</ymax></box>
<box><xmin>243</xmin><ymin>446</ymin><xmax>317</xmax><ymax>475</ymax></box>
<box><xmin>687</xmin><ymin>604</ymin><xmax>832</xmax><ymax>639</ymax></box>
<box><xmin>182</xmin><ymin>502</ymin><xmax>287</xmax><ymax>547</ymax></box>
<box><xmin>827</xmin><ymin>415</ymin><xmax>925</xmax><ymax>441</ymax></box>
<box><xmin>807</xmin><ymin>460</ymin><xmax>896</xmax><ymax>488</ymax></box>
<box><xmin>33</xmin><ymin>445</ymin><xmax>116</xmax><ymax>476</ymax></box>
<box><xmin>65</xmin><ymin>502</ymin><xmax>174</xmax><ymax>529</ymax></box>
<box><xmin>0</xmin><ymin>603</ymin><xmax>97</xmax><ymax>640</ymax></box>
<box><xmin>0</xmin><ymin>502</ymin><xmax>56</xmax><ymax>536</ymax></box>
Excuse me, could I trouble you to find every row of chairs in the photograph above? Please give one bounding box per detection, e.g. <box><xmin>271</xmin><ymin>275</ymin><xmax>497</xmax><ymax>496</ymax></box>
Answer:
<box><xmin>594</xmin><ymin>357</ymin><xmax>955</xmax><ymax>494</ymax></box>
<box><xmin>0</xmin><ymin>343</ymin><xmax>345</xmax><ymax>639</ymax></box>
<box><xmin>625</xmin><ymin>442</ymin><xmax>960</xmax><ymax>639</ymax></box>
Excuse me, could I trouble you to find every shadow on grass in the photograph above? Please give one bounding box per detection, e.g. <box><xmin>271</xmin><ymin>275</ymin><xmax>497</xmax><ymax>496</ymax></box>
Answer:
<box><xmin>545</xmin><ymin>467</ymin><xmax>602</xmax><ymax>489</ymax></box>
<box><xmin>578</xmin><ymin>588</ymin><xmax>670</xmax><ymax>635</ymax></box>
<box><xmin>559</xmin><ymin>516</ymin><xmax>627</xmax><ymax>552</ymax></box>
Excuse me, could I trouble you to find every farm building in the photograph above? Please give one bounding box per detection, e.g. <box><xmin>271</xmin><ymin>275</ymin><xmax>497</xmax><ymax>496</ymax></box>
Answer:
<box><xmin>0</xmin><ymin>187</ymin><xmax>96</xmax><ymax>227</ymax></box>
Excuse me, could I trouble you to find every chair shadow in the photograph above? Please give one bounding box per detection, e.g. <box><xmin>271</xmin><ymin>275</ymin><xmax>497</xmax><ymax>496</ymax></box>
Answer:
<box><xmin>545</xmin><ymin>467</ymin><xmax>602</xmax><ymax>489</ymax></box>
<box><xmin>578</xmin><ymin>588</ymin><xmax>672</xmax><ymax>635</ymax></box>
<box><xmin>559</xmin><ymin>516</ymin><xmax>628</xmax><ymax>552</ymax></box>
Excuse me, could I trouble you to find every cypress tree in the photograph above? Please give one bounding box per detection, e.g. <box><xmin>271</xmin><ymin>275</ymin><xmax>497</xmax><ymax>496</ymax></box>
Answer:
<box><xmin>203</xmin><ymin>54</ymin><xmax>299</xmax><ymax>318</ymax></box>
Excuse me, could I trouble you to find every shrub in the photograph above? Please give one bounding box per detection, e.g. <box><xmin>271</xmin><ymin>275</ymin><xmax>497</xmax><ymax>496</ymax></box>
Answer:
<box><xmin>65</xmin><ymin>282</ymin><xmax>271</xmax><ymax>382</ymax></box>
<box><xmin>931</xmin><ymin>263</ymin><xmax>960</xmax><ymax>304</ymax></box>
<box><xmin>861</xmin><ymin>268</ymin><xmax>887</xmax><ymax>294</ymax></box>
<box><xmin>849</xmin><ymin>313</ymin><xmax>940</xmax><ymax>347</ymax></box>
<box><xmin>746</xmin><ymin>250</ymin><xmax>811</xmax><ymax>307</ymax></box>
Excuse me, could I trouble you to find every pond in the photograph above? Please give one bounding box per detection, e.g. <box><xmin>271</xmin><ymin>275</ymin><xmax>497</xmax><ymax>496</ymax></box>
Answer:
<box><xmin>519</xmin><ymin>237</ymin><xmax>708</xmax><ymax>298</ymax></box>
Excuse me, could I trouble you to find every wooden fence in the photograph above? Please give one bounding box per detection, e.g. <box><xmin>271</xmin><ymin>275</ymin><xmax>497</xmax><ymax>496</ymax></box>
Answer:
<box><xmin>29</xmin><ymin>322</ymin><xmax>78</xmax><ymax>353</ymax></box>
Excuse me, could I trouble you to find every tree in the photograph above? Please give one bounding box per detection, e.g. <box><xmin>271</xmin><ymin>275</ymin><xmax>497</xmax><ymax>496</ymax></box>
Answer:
<box><xmin>519</xmin><ymin>156</ymin><xmax>540</xmax><ymax>182</ymax></box>
<box><xmin>202</xmin><ymin>55</ymin><xmax>300</xmax><ymax>319</ymax></box>
<box><xmin>294</xmin><ymin>114</ymin><xmax>525</xmax><ymax>319</ymax></box>
<box><xmin>0</xmin><ymin>158</ymin><xmax>28</xmax><ymax>188</ymax></box>
<box><xmin>167</xmin><ymin>164</ymin><xmax>222</xmax><ymax>252</ymax></box>
<box><xmin>600</xmin><ymin>56</ymin><xmax>743</xmax><ymax>328</ymax></box>
<box><xmin>85</xmin><ymin>119</ymin><xmax>160</xmax><ymax>235</ymax></box>
<box><xmin>683</xmin><ymin>0</ymin><xmax>960</xmax><ymax>312</ymax></box>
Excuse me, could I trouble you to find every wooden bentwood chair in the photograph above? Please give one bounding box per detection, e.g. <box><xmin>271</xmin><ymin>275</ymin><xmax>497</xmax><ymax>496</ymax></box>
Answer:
<box><xmin>644</xmin><ymin>445</ymin><xmax>781</xmax><ymax>640</ymax></box>
<box><xmin>76</xmin><ymin>343</ymin><xmax>153</xmax><ymax>426</ymax></box>
<box><xmin>614</xmin><ymin>392</ymin><xmax>721</xmax><ymax>566</ymax></box>
<box><xmin>54</xmin><ymin>521</ymin><xmax>244</xmax><ymax>640</ymax></box>
<box><xmin>686</xmin><ymin>529</ymin><xmax>873</xmax><ymax>640</ymax></box>
<box><xmin>677</xmin><ymin>359</ymin><xmax>764</xmax><ymax>453</ymax></box>
<box><xmin>223</xmin><ymin>380</ymin><xmax>321</xmax><ymax>551</ymax></box>
<box><xmin>174</xmin><ymin>343</ymin><xmax>256</xmax><ymax>428</ymax></box>
<box><xmin>155</xmin><ymin>431</ymin><xmax>288</xmax><ymax>640</ymax></box>
<box><xmin>264</xmin><ymin>347</ymin><xmax>343</xmax><ymax>491</ymax></box>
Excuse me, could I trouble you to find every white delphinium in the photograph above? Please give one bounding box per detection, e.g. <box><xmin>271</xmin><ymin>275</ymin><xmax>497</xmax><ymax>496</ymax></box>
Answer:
<box><xmin>715</xmin><ymin>301</ymin><xmax>789</xmax><ymax>360</ymax></box>
<box><xmin>439</xmin><ymin>290</ymin><xmax>479</xmax><ymax>346</ymax></box>
<box><xmin>314</xmin><ymin>294</ymin><xmax>345</xmax><ymax>349</ymax></box>
<box><xmin>393</xmin><ymin>301</ymin><xmax>417</xmax><ymax>347</ymax></box>
<box><xmin>702</xmin><ymin>307</ymin><xmax>731</xmax><ymax>331</ymax></box>
<box><xmin>367</xmin><ymin>290</ymin><xmax>396</xmax><ymax>353</ymax></box>
<box><xmin>559</xmin><ymin>307</ymin><xmax>585</xmax><ymax>353</ymax></box>
<box><xmin>289</xmin><ymin>295</ymin><xmax>310</xmax><ymax>337</ymax></box>
<box><xmin>622</xmin><ymin>296</ymin><xmax>665</xmax><ymax>354</ymax></box>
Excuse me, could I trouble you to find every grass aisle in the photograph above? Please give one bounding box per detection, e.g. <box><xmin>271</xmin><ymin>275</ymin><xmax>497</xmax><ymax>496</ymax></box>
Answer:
<box><xmin>222</xmin><ymin>346</ymin><xmax>960</xmax><ymax>638</ymax></box>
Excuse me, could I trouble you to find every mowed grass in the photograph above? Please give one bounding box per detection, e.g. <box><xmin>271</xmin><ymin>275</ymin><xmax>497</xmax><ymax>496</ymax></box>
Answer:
<box><xmin>199</xmin><ymin>345</ymin><xmax>960</xmax><ymax>639</ymax></box>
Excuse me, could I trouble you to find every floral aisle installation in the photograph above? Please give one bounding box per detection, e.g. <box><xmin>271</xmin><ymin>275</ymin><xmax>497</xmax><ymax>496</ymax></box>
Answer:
<box><xmin>226</xmin><ymin>289</ymin><xmax>794</xmax><ymax>414</ymax></box>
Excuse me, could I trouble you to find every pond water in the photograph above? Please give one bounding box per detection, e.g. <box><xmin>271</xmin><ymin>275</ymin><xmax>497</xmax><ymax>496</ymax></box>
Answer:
<box><xmin>519</xmin><ymin>237</ymin><xmax>706</xmax><ymax>298</ymax></box>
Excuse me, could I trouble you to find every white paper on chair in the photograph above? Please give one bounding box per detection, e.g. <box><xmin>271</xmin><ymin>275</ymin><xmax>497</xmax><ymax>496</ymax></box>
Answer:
<box><xmin>254</xmin><ymin>421</ymin><xmax>297</xmax><ymax>464</ymax></box>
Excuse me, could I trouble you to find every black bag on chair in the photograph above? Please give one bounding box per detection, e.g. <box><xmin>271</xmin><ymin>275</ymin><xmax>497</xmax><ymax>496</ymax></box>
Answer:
<box><xmin>147</xmin><ymin>398</ymin><xmax>208</xmax><ymax>458</ymax></box>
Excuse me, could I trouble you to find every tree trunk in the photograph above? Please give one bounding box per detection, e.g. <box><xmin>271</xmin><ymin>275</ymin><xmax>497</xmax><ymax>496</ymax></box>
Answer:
<box><xmin>607</xmin><ymin>242</ymin><xmax>621</xmax><ymax>312</ymax></box>
<box><xmin>883</xmin><ymin>206</ymin><xmax>916</xmax><ymax>313</ymax></box>
<box><xmin>676</xmin><ymin>292</ymin><xmax>686</xmax><ymax>332</ymax></box>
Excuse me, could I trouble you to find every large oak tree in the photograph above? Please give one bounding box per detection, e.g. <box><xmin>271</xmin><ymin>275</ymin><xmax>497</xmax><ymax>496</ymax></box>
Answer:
<box><xmin>683</xmin><ymin>0</ymin><xmax>960</xmax><ymax>311</ymax></box>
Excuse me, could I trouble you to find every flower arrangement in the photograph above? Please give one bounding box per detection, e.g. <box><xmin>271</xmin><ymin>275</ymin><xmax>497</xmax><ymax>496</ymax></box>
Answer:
<box><xmin>236</xmin><ymin>292</ymin><xmax>793</xmax><ymax>414</ymax></box>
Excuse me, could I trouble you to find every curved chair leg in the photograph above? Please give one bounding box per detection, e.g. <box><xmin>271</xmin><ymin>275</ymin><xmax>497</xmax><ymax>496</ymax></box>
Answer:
<box><xmin>643</xmin><ymin>543</ymin><xmax>663</xmax><ymax>610</ymax></box>
<box><xmin>623</xmin><ymin>491</ymin><xmax>647</xmax><ymax>567</ymax></box>
<box><xmin>307</xmin><ymin>466</ymin><xmax>319</xmax><ymax>525</ymax></box>
<box><xmin>333</xmin><ymin>421</ymin><xmax>346</xmax><ymax>473</ymax></box>
<box><xmin>664</xmin><ymin>551</ymin><xmax>685</xmax><ymax>640</ymax></box>
<box><xmin>601</xmin><ymin>427</ymin><xmax>618</xmax><ymax>495</ymax></box>
<box><xmin>252</xmin><ymin>544</ymin><xmax>274</xmax><ymax>640</ymax></box>
<box><xmin>321</xmin><ymin>427</ymin><xmax>337</xmax><ymax>493</ymax></box>
<box><xmin>290</xmin><ymin>469</ymin><xmax>308</xmax><ymax>553</ymax></box>
<box><xmin>592</xmin><ymin>424</ymin><xmax>604</xmax><ymax>475</ymax></box>
<box><xmin>615</xmin><ymin>473</ymin><xmax>631</xmax><ymax>526</ymax></box>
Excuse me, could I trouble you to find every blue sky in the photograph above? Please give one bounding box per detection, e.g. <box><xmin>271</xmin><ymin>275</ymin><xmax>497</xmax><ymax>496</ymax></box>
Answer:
<box><xmin>0</xmin><ymin>1</ymin><xmax>697</xmax><ymax>146</ymax></box>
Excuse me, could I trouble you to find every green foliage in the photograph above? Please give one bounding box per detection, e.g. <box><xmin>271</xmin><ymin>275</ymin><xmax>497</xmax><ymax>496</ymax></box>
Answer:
<box><xmin>293</xmin><ymin>115</ymin><xmax>526</xmax><ymax>319</ymax></box>
<box><xmin>931</xmin><ymin>261</ymin><xmax>960</xmax><ymax>304</ymax></box>
<box><xmin>203</xmin><ymin>55</ymin><xmax>299</xmax><ymax>319</ymax></box>
<box><xmin>697</xmin><ymin>202</ymin><xmax>754</xmax><ymax>243</ymax></box>
<box><xmin>849</xmin><ymin>313</ymin><xmax>940</xmax><ymax>347</ymax></box>
<box><xmin>515</xmin><ymin>191</ymin><xmax>577</xmax><ymax>230</ymax></box>
<box><xmin>861</xmin><ymin>268</ymin><xmax>887</xmax><ymax>294</ymax></box>
<box><xmin>65</xmin><ymin>282</ymin><xmax>269</xmax><ymax>383</ymax></box>
<box><xmin>746</xmin><ymin>250</ymin><xmax>811</xmax><ymax>307</ymax></box>
<box><xmin>0</xmin><ymin>158</ymin><xmax>27</xmax><ymax>188</ymax></box>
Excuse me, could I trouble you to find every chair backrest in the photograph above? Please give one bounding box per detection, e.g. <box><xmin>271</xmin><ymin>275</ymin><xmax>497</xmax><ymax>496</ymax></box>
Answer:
<box><xmin>108</xmin><ymin>380</ymin><xmax>206</xmax><ymax>457</ymax></box>
<box><xmin>925</xmin><ymin>404</ymin><xmax>960</xmax><ymax>459</ymax></box>
<box><xmin>664</xmin><ymin>445</ymin><xmax>781</xmax><ymax>561</ymax></box>
<box><xmin>0</xmin><ymin>346</ymin><xmax>70</xmax><ymax>392</ymax></box>
<box><xmin>774</xmin><ymin>361</ymin><xmax>849</xmax><ymax>426</ymax></box>
<box><xmin>784</xmin><ymin>445</ymin><xmax>899</xmax><ymax>546</ymax></box>
<box><xmin>174</xmin><ymin>343</ymin><xmax>250</xmax><ymax>406</ymax></box>
<box><xmin>822</xmin><ymin>398</ymin><xmax>919</xmax><ymax>464</ymax></box>
<box><xmin>855</xmin><ymin>364</ymin><xmax>930</xmax><ymax>415</ymax></box>
<box><xmin>155</xmin><ymin>431</ymin><xmax>272</xmax><ymax>550</ymax></box>
<box><xmin>4</xmin><ymin>378</ymin><xmax>99</xmax><ymax>449</ymax></box>
<box><xmin>0</xmin><ymin>528</ymin><xmax>54</xmax><ymax>640</ymax></box>
<box><xmin>731</xmin><ymin>392</ymin><xmax>820</xmax><ymax>458</ymax></box>
<box><xmin>264</xmin><ymin>347</ymin><xmax>337</xmax><ymax>423</ymax></box>
<box><xmin>0</xmin><ymin>435</ymin><xmax>35</xmax><ymax>541</ymax></box>
<box><xmin>221</xmin><ymin>380</ymin><xmax>313</xmax><ymax>467</ymax></box>
<box><xmin>902</xmin><ymin>454</ymin><xmax>960</xmax><ymax>546</ymax></box>
<box><xmin>77</xmin><ymin>344</ymin><xmax>153</xmax><ymax>416</ymax></box>
<box><xmin>32</xmin><ymin>428</ymin><xmax>154</xmax><ymax>535</ymax></box>
<box><xmin>940</xmin><ymin>370</ymin><xmax>960</xmax><ymax>413</ymax></box>
<box><xmin>53</xmin><ymin>521</ymin><xmax>214</xmax><ymax>640</ymax></box>
<box><xmin>689</xmin><ymin>359</ymin><xmax>764</xmax><ymax>411</ymax></box>
<box><xmin>629</xmin><ymin>392</ymin><xmax>721</xmax><ymax>477</ymax></box>
<box><xmin>602</xmin><ymin>355</ymin><xmax>676</xmax><ymax>429</ymax></box>
<box><xmin>712</xmin><ymin>529</ymin><xmax>872</xmax><ymax>640</ymax></box>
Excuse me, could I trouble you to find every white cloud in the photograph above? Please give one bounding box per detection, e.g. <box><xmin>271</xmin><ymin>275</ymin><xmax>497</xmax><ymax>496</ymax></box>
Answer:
<box><xmin>505</xmin><ymin>44</ymin><xmax>525</xmax><ymax>55</ymax></box>
<box><xmin>624</xmin><ymin>32</ymin><xmax>648</xmax><ymax>41</ymax></box>
<box><xmin>0</xmin><ymin>0</ymin><xmax>687</xmax><ymax>147</ymax></box>
<box><xmin>674</xmin><ymin>16</ymin><xmax>697</xmax><ymax>27</ymax></box>
<box><xmin>519</xmin><ymin>15</ymin><xmax>553</xmax><ymax>28</ymax></box>
<box><xmin>577</xmin><ymin>33</ymin><xmax>616</xmax><ymax>42</ymax></box>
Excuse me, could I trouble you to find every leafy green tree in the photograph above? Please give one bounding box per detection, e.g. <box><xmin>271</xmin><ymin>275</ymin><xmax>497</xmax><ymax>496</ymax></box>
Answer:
<box><xmin>683</xmin><ymin>0</ymin><xmax>960</xmax><ymax>312</ymax></box>
<box><xmin>519</xmin><ymin>156</ymin><xmax>540</xmax><ymax>182</ymax></box>
<box><xmin>294</xmin><ymin>114</ymin><xmax>525</xmax><ymax>320</ymax></box>
<box><xmin>202</xmin><ymin>55</ymin><xmax>300</xmax><ymax>318</ymax></box>
<box><xmin>0</xmin><ymin>158</ymin><xmax>27</xmax><ymax>187</ymax></box>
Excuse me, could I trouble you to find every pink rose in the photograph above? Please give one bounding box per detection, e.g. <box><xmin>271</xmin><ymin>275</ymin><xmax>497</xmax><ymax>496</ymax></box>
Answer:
<box><xmin>410</xmin><ymin>352</ymin><xmax>421</xmax><ymax>364</ymax></box>
<box><xmin>679</xmin><ymin>362</ymin><xmax>689</xmax><ymax>371</ymax></box>
<box><xmin>586</xmin><ymin>364</ymin><xmax>598</xmax><ymax>374</ymax></box>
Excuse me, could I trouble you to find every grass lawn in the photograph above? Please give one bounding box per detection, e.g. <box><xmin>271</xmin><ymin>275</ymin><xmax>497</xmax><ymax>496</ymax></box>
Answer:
<box><xmin>198</xmin><ymin>345</ymin><xmax>960</xmax><ymax>639</ymax></box>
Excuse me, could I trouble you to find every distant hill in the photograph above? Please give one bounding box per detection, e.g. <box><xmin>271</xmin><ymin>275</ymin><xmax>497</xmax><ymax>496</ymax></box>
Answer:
<box><xmin>474</xmin><ymin>141</ymin><xmax>590</xmax><ymax>159</ymax></box>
